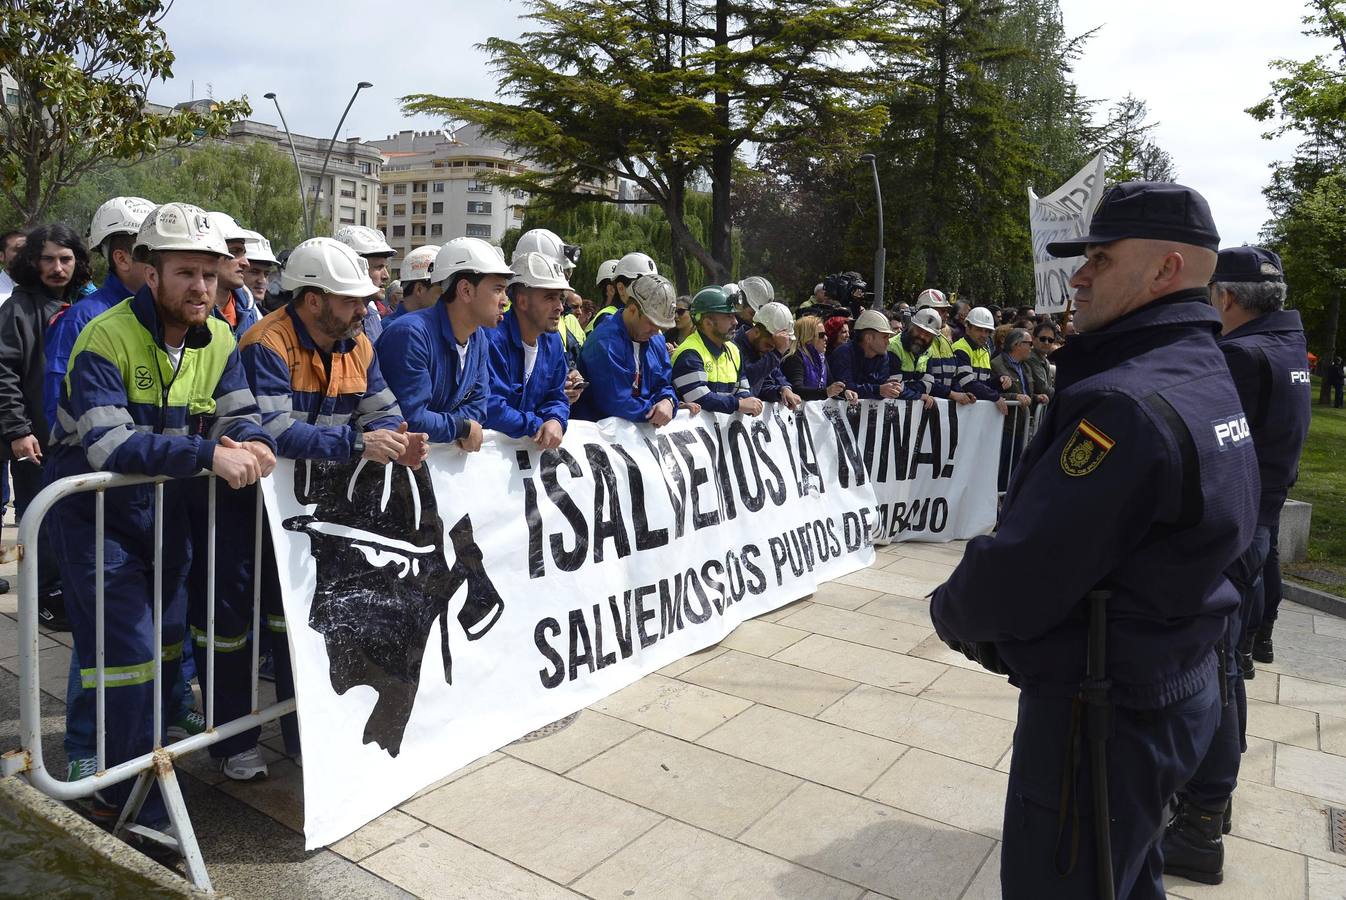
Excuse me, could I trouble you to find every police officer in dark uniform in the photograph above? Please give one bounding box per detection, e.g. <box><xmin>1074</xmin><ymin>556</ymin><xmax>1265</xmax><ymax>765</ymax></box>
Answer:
<box><xmin>929</xmin><ymin>182</ymin><xmax>1259</xmax><ymax>899</ymax></box>
<box><xmin>1161</xmin><ymin>246</ymin><xmax>1311</xmax><ymax>886</ymax></box>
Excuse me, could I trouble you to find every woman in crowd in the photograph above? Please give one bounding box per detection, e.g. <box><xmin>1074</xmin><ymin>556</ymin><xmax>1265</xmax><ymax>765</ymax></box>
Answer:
<box><xmin>824</xmin><ymin>315</ymin><xmax>850</xmax><ymax>353</ymax></box>
<box><xmin>782</xmin><ymin>315</ymin><xmax>854</xmax><ymax>401</ymax></box>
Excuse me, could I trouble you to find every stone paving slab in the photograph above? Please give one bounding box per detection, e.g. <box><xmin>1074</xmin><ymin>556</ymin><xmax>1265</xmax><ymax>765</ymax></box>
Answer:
<box><xmin>4</xmin><ymin>539</ymin><xmax>1346</xmax><ymax>898</ymax></box>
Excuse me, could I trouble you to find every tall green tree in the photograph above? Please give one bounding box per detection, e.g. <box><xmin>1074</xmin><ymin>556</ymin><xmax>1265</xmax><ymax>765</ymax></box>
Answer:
<box><xmin>1097</xmin><ymin>94</ymin><xmax>1176</xmax><ymax>183</ymax></box>
<box><xmin>38</xmin><ymin>141</ymin><xmax>308</xmax><ymax>250</ymax></box>
<box><xmin>403</xmin><ymin>0</ymin><xmax>917</xmax><ymax>290</ymax></box>
<box><xmin>1249</xmin><ymin>0</ymin><xmax>1346</xmax><ymax>399</ymax></box>
<box><xmin>0</xmin><ymin>0</ymin><xmax>248</xmax><ymax>226</ymax></box>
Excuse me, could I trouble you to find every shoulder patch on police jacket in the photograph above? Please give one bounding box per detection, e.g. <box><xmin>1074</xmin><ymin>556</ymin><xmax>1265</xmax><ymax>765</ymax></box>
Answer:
<box><xmin>1060</xmin><ymin>418</ymin><xmax>1115</xmax><ymax>477</ymax></box>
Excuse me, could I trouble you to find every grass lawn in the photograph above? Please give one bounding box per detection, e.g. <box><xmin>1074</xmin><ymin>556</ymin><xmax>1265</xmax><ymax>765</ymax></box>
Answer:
<box><xmin>1284</xmin><ymin>379</ymin><xmax>1345</xmax><ymax>592</ymax></box>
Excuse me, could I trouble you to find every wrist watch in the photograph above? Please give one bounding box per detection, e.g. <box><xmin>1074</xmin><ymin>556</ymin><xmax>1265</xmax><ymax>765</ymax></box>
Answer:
<box><xmin>352</xmin><ymin>431</ymin><xmax>365</xmax><ymax>456</ymax></box>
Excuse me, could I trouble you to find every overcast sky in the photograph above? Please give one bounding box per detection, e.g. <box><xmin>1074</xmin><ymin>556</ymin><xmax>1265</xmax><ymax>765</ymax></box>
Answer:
<box><xmin>150</xmin><ymin>0</ymin><xmax>1331</xmax><ymax>246</ymax></box>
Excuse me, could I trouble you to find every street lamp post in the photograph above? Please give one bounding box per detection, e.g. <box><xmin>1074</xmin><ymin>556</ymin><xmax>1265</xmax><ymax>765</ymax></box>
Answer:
<box><xmin>310</xmin><ymin>81</ymin><xmax>373</xmax><ymax>236</ymax></box>
<box><xmin>859</xmin><ymin>153</ymin><xmax>885</xmax><ymax>309</ymax></box>
<box><xmin>264</xmin><ymin>92</ymin><xmax>310</xmax><ymax>238</ymax></box>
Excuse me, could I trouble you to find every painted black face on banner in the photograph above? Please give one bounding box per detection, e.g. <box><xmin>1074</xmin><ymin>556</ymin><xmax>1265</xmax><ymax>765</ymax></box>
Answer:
<box><xmin>284</xmin><ymin>459</ymin><xmax>504</xmax><ymax>757</ymax></box>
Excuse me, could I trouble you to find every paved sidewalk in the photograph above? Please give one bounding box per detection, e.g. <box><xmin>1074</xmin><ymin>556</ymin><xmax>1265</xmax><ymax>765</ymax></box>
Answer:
<box><xmin>3</xmin><ymin>529</ymin><xmax>1346</xmax><ymax>898</ymax></box>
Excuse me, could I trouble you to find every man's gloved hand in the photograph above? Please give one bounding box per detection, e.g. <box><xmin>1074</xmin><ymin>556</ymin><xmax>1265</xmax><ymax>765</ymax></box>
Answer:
<box><xmin>952</xmin><ymin>640</ymin><xmax>1011</xmax><ymax>677</ymax></box>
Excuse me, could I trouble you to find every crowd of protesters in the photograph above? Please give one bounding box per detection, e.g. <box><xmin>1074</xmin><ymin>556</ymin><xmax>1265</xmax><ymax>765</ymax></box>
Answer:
<box><xmin>0</xmin><ymin>199</ymin><xmax>1072</xmax><ymax>838</ymax></box>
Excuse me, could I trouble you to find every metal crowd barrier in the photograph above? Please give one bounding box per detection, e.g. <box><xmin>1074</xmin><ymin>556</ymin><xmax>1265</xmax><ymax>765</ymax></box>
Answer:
<box><xmin>997</xmin><ymin>398</ymin><xmax>1047</xmax><ymax>499</ymax></box>
<box><xmin>0</xmin><ymin>471</ymin><xmax>294</xmax><ymax>892</ymax></box>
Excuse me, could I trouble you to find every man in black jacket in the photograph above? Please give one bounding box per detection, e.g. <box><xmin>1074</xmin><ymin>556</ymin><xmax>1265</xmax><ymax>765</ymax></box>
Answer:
<box><xmin>0</xmin><ymin>223</ymin><xmax>91</xmax><ymax>628</ymax></box>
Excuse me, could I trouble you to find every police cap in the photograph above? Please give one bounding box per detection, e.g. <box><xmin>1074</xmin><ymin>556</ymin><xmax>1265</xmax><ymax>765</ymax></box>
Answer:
<box><xmin>1211</xmin><ymin>246</ymin><xmax>1284</xmax><ymax>284</ymax></box>
<box><xmin>1046</xmin><ymin>182</ymin><xmax>1220</xmax><ymax>258</ymax></box>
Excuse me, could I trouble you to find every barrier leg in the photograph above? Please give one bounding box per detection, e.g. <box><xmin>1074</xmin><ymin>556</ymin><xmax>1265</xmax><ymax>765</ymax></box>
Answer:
<box><xmin>114</xmin><ymin>768</ymin><xmax>154</xmax><ymax>834</ymax></box>
<box><xmin>158</xmin><ymin>763</ymin><xmax>211</xmax><ymax>891</ymax></box>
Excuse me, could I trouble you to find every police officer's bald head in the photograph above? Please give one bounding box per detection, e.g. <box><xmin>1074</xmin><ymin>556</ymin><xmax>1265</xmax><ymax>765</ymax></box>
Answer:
<box><xmin>1046</xmin><ymin>182</ymin><xmax>1220</xmax><ymax>333</ymax></box>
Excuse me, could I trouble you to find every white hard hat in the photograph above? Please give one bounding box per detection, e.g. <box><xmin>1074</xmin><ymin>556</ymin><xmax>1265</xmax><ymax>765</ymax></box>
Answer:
<box><xmin>915</xmin><ymin>288</ymin><xmax>949</xmax><ymax>310</ymax></box>
<box><xmin>242</xmin><ymin>230</ymin><xmax>279</xmax><ymax>266</ymax></box>
<box><xmin>909</xmin><ymin>308</ymin><xmax>943</xmax><ymax>337</ymax></box>
<box><xmin>134</xmin><ymin>202</ymin><xmax>231</xmax><ymax>258</ymax></box>
<box><xmin>205</xmin><ymin>211</ymin><xmax>249</xmax><ymax>243</ymax></box>
<box><xmin>88</xmin><ymin>197</ymin><xmax>156</xmax><ymax>251</ymax></box>
<box><xmin>854</xmin><ymin>308</ymin><xmax>896</xmax><ymax>336</ymax></box>
<box><xmin>513</xmin><ymin>228</ymin><xmax>580</xmax><ymax>271</ymax></box>
<box><xmin>628</xmin><ymin>273</ymin><xmax>677</xmax><ymax>329</ymax></box>
<box><xmin>740</xmin><ymin>275</ymin><xmax>775</xmax><ymax>311</ymax></box>
<box><xmin>615</xmin><ymin>251</ymin><xmax>658</xmax><ymax>281</ymax></box>
<box><xmin>334</xmin><ymin>224</ymin><xmax>396</xmax><ymax>257</ymax></box>
<box><xmin>401</xmin><ymin>245</ymin><xmax>440</xmax><ymax>283</ymax></box>
<box><xmin>429</xmin><ymin>236</ymin><xmax>512</xmax><ymax>285</ymax></box>
<box><xmin>281</xmin><ymin>237</ymin><xmax>379</xmax><ymax>297</ymax></box>
<box><xmin>966</xmin><ymin>306</ymin><xmax>996</xmax><ymax>330</ymax></box>
<box><xmin>753</xmin><ymin>301</ymin><xmax>794</xmax><ymax>335</ymax></box>
<box><xmin>510</xmin><ymin>251</ymin><xmax>572</xmax><ymax>291</ymax></box>
<box><xmin>596</xmin><ymin>258</ymin><xmax>619</xmax><ymax>286</ymax></box>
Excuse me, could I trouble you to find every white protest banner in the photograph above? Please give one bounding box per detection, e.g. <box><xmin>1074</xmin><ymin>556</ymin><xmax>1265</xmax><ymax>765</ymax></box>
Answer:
<box><xmin>1030</xmin><ymin>153</ymin><xmax>1107</xmax><ymax>314</ymax></box>
<box><xmin>262</xmin><ymin>398</ymin><xmax>1001</xmax><ymax>847</ymax></box>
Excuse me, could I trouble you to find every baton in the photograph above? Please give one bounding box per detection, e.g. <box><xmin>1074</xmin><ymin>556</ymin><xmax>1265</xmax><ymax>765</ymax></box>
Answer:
<box><xmin>1084</xmin><ymin>589</ymin><xmax>1115</xmax><ymax>900</ymax></box>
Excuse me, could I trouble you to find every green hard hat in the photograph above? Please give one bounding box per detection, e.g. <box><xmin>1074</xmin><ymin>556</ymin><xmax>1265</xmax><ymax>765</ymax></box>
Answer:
<box><xmin>691</xmin><ymin>285</ymin><xmax>735</xmax><ymax>317</ymax></box>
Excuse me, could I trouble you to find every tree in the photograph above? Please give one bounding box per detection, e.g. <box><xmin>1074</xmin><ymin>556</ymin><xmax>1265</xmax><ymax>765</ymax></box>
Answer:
<box><xmin>1249</xmin><ymin>0</ymin><xmax>1346</xmax><ymax>400</ymax></box>
<box><xmin>403</xmin><ymin>0</ymin><xmax>918</xmax><ymax>289</ymax></box>
<box><xmin>1097</xmin><ymin>94</ymin><xmax>1176</xmax><ymax>183</ymax></box>
<box><xmin>35</xmin><ymin>141</ymin><xmax>308</xmax><ymax>250</ymax></box>
<box><xmin>0</xmin><ymin>0</ymin><xmax>248</xmax><ymax>227</ymax></box>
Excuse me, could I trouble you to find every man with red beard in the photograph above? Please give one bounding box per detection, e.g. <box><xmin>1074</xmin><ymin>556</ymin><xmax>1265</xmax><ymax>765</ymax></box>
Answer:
<box><xmin>46</xmin><ymin>203</ymin><xmax>275</xmax><ymax>831</ymax></box>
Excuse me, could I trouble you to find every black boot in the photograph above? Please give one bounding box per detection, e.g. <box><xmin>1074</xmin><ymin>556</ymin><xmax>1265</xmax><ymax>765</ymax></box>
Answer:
<box><xmin>1237</xmin><ymin>633</ymin><xmax>1255</xmax><ymax>680</ymax></box>
<box><xmin>1162</xmin><ymin>797</ymin><xmax>1226</xmax><ymax>885</ymax></box>
<box><xmin>1223</xmin><ymin>798</ymin><xmax>1232</xmax><ymax>835</ymax></box>
<box><xmin>1252</xmin><ymin>623</ymin><xmax>1274</xmax><ymax>664</ymax></box>
<box><xmin>37</xmin><ymin>588</ymin><xmax>71</xmax><ymax>632</ymax></box>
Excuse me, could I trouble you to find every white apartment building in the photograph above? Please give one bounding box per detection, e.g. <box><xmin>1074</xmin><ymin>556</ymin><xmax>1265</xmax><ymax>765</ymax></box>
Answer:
<box><xmin>368</xmin><ymin>125</ymin><xmax>530</xmax><ymax>278</ymax></box>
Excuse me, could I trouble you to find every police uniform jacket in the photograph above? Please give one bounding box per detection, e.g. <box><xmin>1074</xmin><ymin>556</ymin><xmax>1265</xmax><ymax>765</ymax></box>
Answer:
<box><xmin>1217</xmin><ymin>309</ymin><xmax>1312</xmax><ymax>527</ymax></box>
<box><xmin>931</xmin><ymin>291</ymin><xmax>1260</xmax><ymax>709</ymax></box>
<box><xmin>376</xmin><ymin>302</ymin><xmax>489</xmax><ymax>443</ymax></box>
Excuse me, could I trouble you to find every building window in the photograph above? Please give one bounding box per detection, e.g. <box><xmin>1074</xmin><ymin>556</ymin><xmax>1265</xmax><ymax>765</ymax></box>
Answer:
<box><xmin>360</xmin><ymin>211</ymin><xmax>367</xmax><ymax>226</ymax></box>
<box><xmin>432</xmin><ymin>182</ymin><xmax>445</xmax><ymax>193</ymax></box>
<box><xmin>412</xmin><ymin>201</ymin><xmax>426</xmax><ymax>215</ymax></box>
<box><xmin>513</xmin><ymin>206</ymin><xmax>524</xmax><ymax>219</ymax></box>
<box><xmin>513</xmin><ymin>189</ymin><xmax>527</xmax><ymax>200</ymax></box>
<box><xmin>413</xmin><ymin>181</ymin><xmax>427</xmax><ymax>193</ymax></box>
<box><xmin>431</xmin><ymin>201</ymin><xmax>444</xmax><ymax>214</ymax></box>
<box><xmin>392</xmin><ymin>184</ymin><xmax>406</xmax><ymax>195</ymax></box>
<box><xmin>379</xmin><ymin>205</ymin><xmax>387</xmax><ymax>217</ymax></box>
<box><xmin>466</xmin><ymin>224</ymin><xmax>491</xmax><ymax>238</ymax></box>
<box><xmin>430</xmin><ymin>223</ymin><xmax>443</xmax><ymax>237</ymax></box>
<box><xmin>340</xmin><ymin>188</ymin><xmax>356</xmax><ymax>199</ymax></box>
<box><xmin>4</xmin><ymin>88</ymin><xmax>18</xmax><ymax>106</ymax></box>
<box><xmin>467</xmin><ymin>201</ymin><xmax>492</xmax><ymax>215</ymax></box>
<box><xmin>392</xmin><ymin>225</ymin><xmax>406</xmax><ymax>237</ymax></box>
<box><xmin>412</xmin><ymin>223</ymin><xmax>426</xmax><ymax>237</ymax></box>
<box><xmin>466</xmin><ymin>180</ymin><xmax>491</xmax><ymax>194</ymax></box>
<box><xmin>393</xmin><ymin>204</ymin><xmax>406</xmax><ymax>216</ymax></box>
<box><xmin>361</xmin><ymin>184</ymin><xmax>368</xmax><ymax>201</ymax></box>
<box><xmin>451</xmin><ymin>161</ymin><xmax>464</xmax><ymax>167</ymax></box>
<box><xmin>380</xmin><ymin>185</ymin><xmax>388</xmax><ymax>195</ymax></box>
<box><xmin>359</xmin><ymin>161</ymin><xmax>372</xmax><ymax>174</ymax></box>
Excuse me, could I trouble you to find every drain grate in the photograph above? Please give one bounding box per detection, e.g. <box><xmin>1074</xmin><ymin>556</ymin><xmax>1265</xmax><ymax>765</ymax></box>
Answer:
<box><xmin>1331</xmin><ymin>807</ymin><xmax>1346</xmax><ymax>855</ymax></box>
<box><xmin>511</xmin><ymin>711</ymin><xmax>581</xmax><ymax>744</ymax></box>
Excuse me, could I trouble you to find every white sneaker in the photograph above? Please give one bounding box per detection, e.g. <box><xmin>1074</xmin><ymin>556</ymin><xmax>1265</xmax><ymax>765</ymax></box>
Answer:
<box><xmin>218</xmin><ymin>747</ymin><xmax>268</xmax><ymax>781</ymax></box>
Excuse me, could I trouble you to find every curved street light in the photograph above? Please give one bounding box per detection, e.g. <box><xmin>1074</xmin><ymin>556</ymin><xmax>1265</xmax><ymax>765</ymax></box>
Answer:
<box><xmin>310</xmin><ymin>81</ymin><xmax>374</xmax><ymax>236</ymax></box>
<box><xmin>264</xmin><ymin>92</ymin><xmax>310</xmax><ymax>238</ymax></box>
<box><xmin>859</xmin><ymin>153</ymin><xmax>885</xmax><ymax>309</ymax></box>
